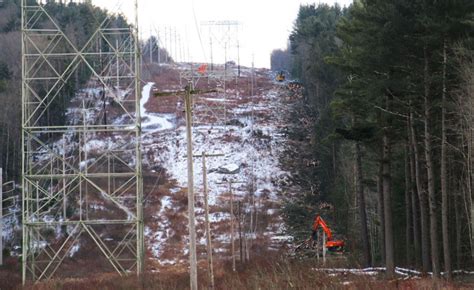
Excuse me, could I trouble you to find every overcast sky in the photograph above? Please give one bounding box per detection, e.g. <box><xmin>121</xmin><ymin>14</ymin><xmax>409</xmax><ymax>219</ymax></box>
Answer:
<box><xmin>94</xmin><ymin>0</ymin><xmax>353</xmax><ymax>68</ymax></box>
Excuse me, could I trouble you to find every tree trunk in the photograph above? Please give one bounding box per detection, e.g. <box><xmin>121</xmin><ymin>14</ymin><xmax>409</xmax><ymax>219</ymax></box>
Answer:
<box><xmin>355</xmin><ymin>141</ymin><xmax>371</xmax><ymax>267</ymax></box>
<box><xmin>377</xmin><ymin>151</ymin><xmax>385</xmax><ymax>265</ymax></box>
<box><xmin>441</xmin><ymin>39</ymin><xmax>452</xmax><ymax>280</ymax></box>
<box><xmin>405</xmin><ymin>142</ymin><xmax>412</xmax><ymax>266</ymax></box>
<box><xmin>333</xmin><ymin>141</ymin><xmax>337</xmax><ymax>177</ymax></box>
<box><xmin>424</xmin><ymin>47</ymin><xmax>440</xmax><ymax>278</ymax></box>
<box><xmin>408</xmin><ymin>117</ymin><xmax>421</xmax><ymax>268</ymax></box>
<box><xmin>465</xmin><ymin>60</ymin><xmax>474</xmax><ymax>264</ymax></box>
<box><xmin>410</xmin><ymin>108</ymin><xmax>430</xmax><ymax>272</ymax></box>
<box><xmin>462</xmin><ymin>170</ymin><xmax>474</xmax><ymax>263</ymax></box>
<box><xmin>455</xmin><ymin>182</ymin><xmax>461</xmax><ymax>269</ymax></box>
<box><xmin>383</xmin><ymin>95</ymin><xmax>394</xmax><ymax>278</ymax></box>
<box><xmin>466</xmin><ymin>132</ymin><xmax>474</xmax><ymax>261</ymax></box>
<box><xmin>5</xmin><ymin>126</ymin><xmax>9</xmax><ymax>180</ymax></box>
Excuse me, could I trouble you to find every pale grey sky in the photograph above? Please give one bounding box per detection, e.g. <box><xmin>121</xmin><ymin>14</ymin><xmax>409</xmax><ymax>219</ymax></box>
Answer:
<box><xmin>94</xmin><ymin>0</ymin><xmax>353</xmax><ymax>68</ymax></box>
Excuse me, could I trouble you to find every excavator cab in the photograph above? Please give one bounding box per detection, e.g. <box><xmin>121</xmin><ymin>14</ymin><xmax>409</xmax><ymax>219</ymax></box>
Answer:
<box><xmin>326</xmin><ymin>240</ymin><xmax>345</xmax><ymax>252</ymax></box>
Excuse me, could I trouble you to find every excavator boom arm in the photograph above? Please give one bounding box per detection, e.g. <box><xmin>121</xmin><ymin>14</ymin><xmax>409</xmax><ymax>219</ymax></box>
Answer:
<box><xmin>312</xmin><ymin>215</ymin><xmax>333</xmax><ymax>240</ymax></box>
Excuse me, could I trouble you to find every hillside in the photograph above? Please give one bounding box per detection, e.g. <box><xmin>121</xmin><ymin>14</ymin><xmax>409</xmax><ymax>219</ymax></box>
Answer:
<box><xmin>2</xmin><ymin>0</ymin><xmax>474</xmax><ymax>289</ymax></box>
<box><xmin>139</xmin><ymin>63</ymin><xmax>293</xmax><ymax>272</ymax></box>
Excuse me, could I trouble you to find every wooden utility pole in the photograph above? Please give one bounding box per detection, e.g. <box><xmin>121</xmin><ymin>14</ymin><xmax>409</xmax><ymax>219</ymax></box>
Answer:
<box><xmin>174</xmin><ymin>28</ymin><xmax>178</xmax><ymax>62</ymax></box>
<box><xmin>322</xmin><ymin>231</ymin><xmax>326</xmax><ymax>264</ymax></box>
<box><xmin>230</xmin><ymin>181</ymin><xmax>235</xmax><ymax>272</ymax></box>
<box><xmin>184</xmin><ymin>85</ymin><xmax>198</xmax><ymax>290</ymax></box>
<box><xmin>238</xmin><ymin>201</ymin><xmax>243</xmax><ymax>262</ymax></box>
<box><xmin>153</xmin><ymin>83</ymin><xmax>219</xmax><ymax>290</ymax></box>
<box><xmin>217</xmin><ymin>179</ymin><xmax>244</xmax><ymax>272</ymax></box>
<box><xmin>209</xmin><ymin>37</ymin><xmax>213</xmax><ymax>71</ymax></box>
<box><xmin>237</xmin><ymin>41</ymin><xmax>240</xmax><ymax>78</ymax></box>
<box><xmin>164</xmin><ymin>26</ymin><xmax>168</xmax><ymax>63</ymax></box>
<box><xmin>194</xmin><ymin>152</ymin><xmax>223</xmax><ymax>290</ymax></box>
<box><xmin>157</xmin><ymin>28</ymin><xmax>161</xmax><ymax>64</ymax></box>
<box><xmin>149</xmin><ymin>27</ymin><xmax>153</xmax><ymax>63</ymax></box>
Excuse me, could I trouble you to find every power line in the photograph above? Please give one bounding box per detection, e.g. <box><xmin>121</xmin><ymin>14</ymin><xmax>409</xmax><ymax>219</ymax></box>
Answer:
<box><xmin>191</xmin><ymin>0</ymin><xmax>208</xmax><ymax>62</ymax></box>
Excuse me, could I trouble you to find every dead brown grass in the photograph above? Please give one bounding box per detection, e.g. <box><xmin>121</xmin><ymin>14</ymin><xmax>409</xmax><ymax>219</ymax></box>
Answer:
<box><xmin>13</xmin><ymin>253</ymin><xmax>474</xmax><ymax>290</ymax></box>
<box><xmin>20</xmin><ymin>272</ymin><xmax>188</xmax><ymax>290</ymax></box>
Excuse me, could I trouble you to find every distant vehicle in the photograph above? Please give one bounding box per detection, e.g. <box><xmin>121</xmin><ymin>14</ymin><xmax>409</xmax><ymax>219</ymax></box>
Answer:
<box><xmin>276</xmin><ymin>71</ymin><xmax>286</xmax><ymax>82</ymax></box>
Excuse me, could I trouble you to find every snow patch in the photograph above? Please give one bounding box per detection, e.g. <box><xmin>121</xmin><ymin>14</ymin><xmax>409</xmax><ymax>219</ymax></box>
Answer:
<box><xmin>216</xmin><ymin>163</ymin><xmax>240</xmax><ymax>174</ymax></box>
<box><xmin>69</xmin><ymin>244</ymin><xmax>80</xmax><ymax>257</ymax></box>
<box><xmin>84</xmin><ymin>139</ymin><xmax>108</xmax><ymax>152</ymax></box>
<box><xmin>141</xmin><ymin>83</ymin><xmax>174</xmax><ymax>132</ymax></box>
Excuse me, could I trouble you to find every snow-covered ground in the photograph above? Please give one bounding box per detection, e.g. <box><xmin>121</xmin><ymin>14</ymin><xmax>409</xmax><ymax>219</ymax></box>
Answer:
<box><xmin>142</xmin><ymin>87</ymin><xmax>289</xmax><ymax>205</ymax></box>
<box><xmin>140</xmin><ymin>83</ymin><xmax>174</xmax><ymax>133</ymax></box>
<box><xmin>137</xmin><ymin>68</ymin><xmax>292</xmax><ymax>266</ymax></box>
<box><xmin>28</xmin><ymin>64</ymin><xmax>291</xmax><ymax>268</ymax></box>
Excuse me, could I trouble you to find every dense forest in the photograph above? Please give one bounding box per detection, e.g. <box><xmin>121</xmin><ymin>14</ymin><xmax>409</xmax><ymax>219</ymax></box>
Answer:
<box><xmin>0</xmin><ymin>0</ymin><xmax>170</xmax><ymax>183</ymax></box>
<box><xmin>0</xmin><ymin>0</ymin><xmax>130</xmax><ymax>181</ymax></box>
<box><xmin>280</xmin><ymin>0</ymin><xmax>474</xmax><ymax>279</ymax></box>
<box><xmin>0</xmin><ymin>0</ymin><xmax>22</xmax><ymax>182</ymax></box>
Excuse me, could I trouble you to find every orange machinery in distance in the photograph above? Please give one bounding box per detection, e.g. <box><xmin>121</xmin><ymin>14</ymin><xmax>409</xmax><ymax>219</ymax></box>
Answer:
<box><xmin>311</xmin><ymin>215</ymin><xmax>345</xmax><ymax>252</ymax></box>
<box><xmin>276</xmin><ymin>71</ymin><xmax>286</xmax><ymax>82</ymax></box>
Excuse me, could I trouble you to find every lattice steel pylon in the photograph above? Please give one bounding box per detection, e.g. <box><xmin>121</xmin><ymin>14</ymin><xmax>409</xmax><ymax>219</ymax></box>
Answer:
<box><xmin>21</xmin><ymin>0</ymin><xmax>143</xmax><ymax>283</ymax></box>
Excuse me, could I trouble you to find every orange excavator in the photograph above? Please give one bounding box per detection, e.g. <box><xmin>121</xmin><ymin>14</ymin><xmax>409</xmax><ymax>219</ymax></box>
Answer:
<box><xmin>310</xmin><ymin>215</ymin><xmax>345</xmax><ymax>252</ymax></box>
